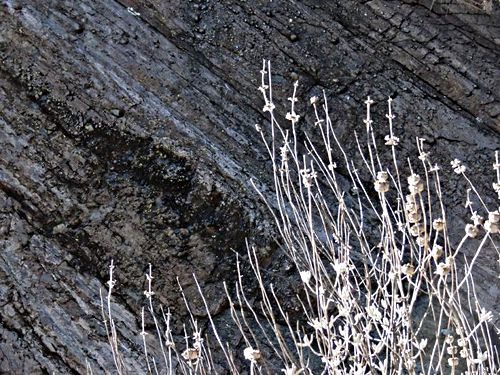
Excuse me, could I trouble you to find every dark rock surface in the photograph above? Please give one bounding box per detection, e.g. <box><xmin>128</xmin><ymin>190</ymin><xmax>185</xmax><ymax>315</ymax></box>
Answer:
<box><xmin>0</xmin><ymin>0</ymin><xmax>498</xmax><ymax>373</ymax></box>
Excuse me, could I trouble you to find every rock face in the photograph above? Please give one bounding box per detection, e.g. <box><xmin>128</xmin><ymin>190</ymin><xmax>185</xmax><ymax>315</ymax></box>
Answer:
<box><xmin>0</xmin><ymin>0</ymin><xmax>498</xmax><ymax>373</ymax></box>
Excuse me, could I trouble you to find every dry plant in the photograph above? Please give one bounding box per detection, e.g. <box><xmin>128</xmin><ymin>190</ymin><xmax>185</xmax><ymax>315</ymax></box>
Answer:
<box><xmin>96</xmin><ymin>60</ymin><xmax>499</xmax><ymax>375</ymax></box>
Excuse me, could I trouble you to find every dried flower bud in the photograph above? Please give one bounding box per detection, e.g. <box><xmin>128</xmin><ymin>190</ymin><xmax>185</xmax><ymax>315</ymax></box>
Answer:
<box><xmin>433</xmin><ymin>218</ymin><xmax>445</xmax><ymax>231</ymax></box>
<box><xmin>310</xmin><ymin>96</ymin><xmax>318</xmax><ymax>105</ymax></box>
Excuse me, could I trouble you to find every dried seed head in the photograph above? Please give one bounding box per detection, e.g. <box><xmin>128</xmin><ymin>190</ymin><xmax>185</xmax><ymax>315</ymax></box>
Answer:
<box><xmin>405</xmin><ymin>200</ymin><xmax>418</xmax><ymax>213</ymax></box>
<box><xmin>448</xmin><ymin>357</ymin><xmax>459</xmax><ymax>367</ymax></box>
<box><xmin>493</xmin><ymin>182</ymin><xmax>500</xmax><ymax>195</ymax></box>
<box><xmin>384</xmin><ymin>135</ymin><xmax>400</xmax><ymax>146</ymax></box>
<box><xmin>243</xmin><ymin>347</ymin><xmax>261</xmax><ymax>362</ymax></box>
<box><xmin>377</xmin><ymin>171</ymin><xmax>389</xmax><ymax>182</ymax></box>
<box><xmin>431</xmin><ymin>244</ymin><xmax>444</xmax><ymax>260</ymax></box>
<box><xmin>465</xmin><ymin>223</ymin><xmax>479</xmax><ymax>238</ymax></box>
<box><xmin>471</xmin><ymin>212</ymin><xmax>484</xmax><ymax>226</ymax></box>
<box><xmin>263</xmin><ymin>102</ymin><xmax>276</xmax><ymax>113</ymax></box>
<box><xmin>366</xmin><ymin>305</ymin><xmax>382</xmax><ymax>321</ymax></box>
<box><xmin>416</xmin><ymin>236</ymin><xmax>427</xmax><ymax>247</ymax></box>
<box><xmin>474</xmin><ymin>351</ymin><xmax>488</xmax><ymax>363</ymax></box>
<box><xmin>447</xmin><ymin>346</ymin><xmax>458</xmax><ymax>355</ymax></box>
<box><xmin>299</xmin><ymin>270</ymin><xmax>311</xmax><ymax>284</ymax></box>
<box><xmin>484</xmin><ymin>220</ymin><xmax>499</xmax><ymax>234</ymax></box>
<box><xmin>433</xmin><ymin>218</ymin><xmax>446</xmax><ymax>231</ymax></box>
<box><xmin>409</xmin><ymin>181</ymin><xmax>424</xmax><ymax>195</ymax></box>
<box><xmin>451</xmin><ymin>159</ymin><xmax>466</xmax><ymax>174</ymax></box>
<box><xmin>435</xmin><ymin>260</ymin><xmax>451</xmax><ymax>276</ymax></box>
<box><xmin>407</xmin><ymin>210</ymin><xmax>421</xmax><ymax>224</ymax></box>
<box><xmin>405</xmin><ymin>358</ymin><xmax>416</xmax><ymax>371</ymax></box>
<box><xmin>410</xmin><ymin>223</ymin><xmax>425</xmax><ymax>237</ymax></box>
<box><xmin>407</xmin><ymin>174</ymin><xmax>421</xmax><ymax>186</ymax></box>
<box><xmin>479</xmin><ymin>308</ymin><xmax>493</xmax><ymax>323</ymax></box>
<box><xmin>182</xmin><ymin>348</ymin><xmax>199</xmax><ymax>361</ymax></box>
<box><xmin>401</xmin><ymin>263</ymin><xmax>415</xmax><ymax>277</ymax></box>
<box><xmin>418</xmin><ymin>151</ymin><xmax>430</xmax><ymax>161</ymax></box>
<box><xmin>488</xmin><ymin>210</ymin><xmax>500</xmax><ymax>224</ymax></box>
<box><xmin>460</xmin><ymin>348</ymin><xmax>469</xmax><ymax>358</ymax></box>
<box><xmin>285</xmin><ymin>112</ymin><xmax>300</xmax><ymax>123</ymax></box>
<box><xmin>374</xmin><ymin>180</ymin><xmax>389</xmax><ymax>193</ymax></box>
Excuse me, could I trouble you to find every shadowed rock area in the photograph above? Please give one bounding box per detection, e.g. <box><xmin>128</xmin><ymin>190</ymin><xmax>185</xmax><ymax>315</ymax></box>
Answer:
<box><xmin>0</xmin><ymin>0</ymin><xmax>498</xmax><ymax>373</ymax></box>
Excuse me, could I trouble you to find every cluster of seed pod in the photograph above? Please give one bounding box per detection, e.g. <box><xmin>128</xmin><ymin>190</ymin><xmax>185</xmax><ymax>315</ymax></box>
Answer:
<box><xmin>405</xmin><ymin>173</ymin><xmax>429</xmax><ymax>248</ymax></box>
<box><xmin>466</xmin><ymin>210</ymin><xmax>499</xmax><ymax>237</ymax></box>
<box><xmin>374</xmin><ymin>171</ymin><xmax>390</xmax><ymax>193</ymax></box>
<box><xmin>484</xmin><ymin>210</ymin><xmax>499</xmax><ymax>233</ymax></box>
<box><xmin>407</xmin><ymin>174</ymin><xmax>424</xmax><ymax>195</ymax></box>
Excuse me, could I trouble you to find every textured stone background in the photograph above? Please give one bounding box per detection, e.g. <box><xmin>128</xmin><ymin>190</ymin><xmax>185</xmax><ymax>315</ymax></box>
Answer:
<box><xmin>0</xmin><ymin>0</ymin><xmax>498</xmax><ymax>373</ymax></box>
